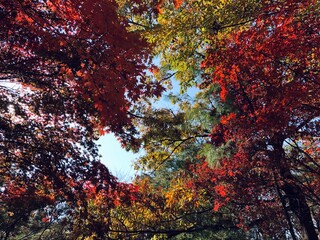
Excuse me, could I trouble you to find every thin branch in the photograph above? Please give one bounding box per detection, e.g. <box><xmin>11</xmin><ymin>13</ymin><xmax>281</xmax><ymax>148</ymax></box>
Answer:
<box><xmin>127</xmin><ymin>20</ymin><xmax>150</xmax><ymax>29</ymax></box>
<box><xmin>151</xmin><ymin>135</ymin><xmax>208</xmax><ymax>173</ymax></box>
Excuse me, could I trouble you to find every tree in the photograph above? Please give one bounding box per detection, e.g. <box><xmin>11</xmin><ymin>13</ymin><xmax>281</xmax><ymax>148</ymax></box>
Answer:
<box><xmin>202</xmin><ymin>0</ymin><xmax>320</xmax><ymax>238</ymax></box>
<box><xmin>0</xmin><ymin>0</ymin><xmax>162</xmax><ymax>238</ymax></box>
<box><xmin>1</xmin><ymin>0</ymin><xmax>163</xmax><ymax>139</ymax></box>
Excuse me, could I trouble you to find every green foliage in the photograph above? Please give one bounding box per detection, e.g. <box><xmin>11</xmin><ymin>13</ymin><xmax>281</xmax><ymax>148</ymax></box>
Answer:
<box><xmin>199</xmin><ymin>141</ymin><xmax>235</xmax><ymax>168</ymax></box>
<box><xmin>117</xmin><ymin>0</ymin><xmax>261</xmax><ymax>91</ymax></box>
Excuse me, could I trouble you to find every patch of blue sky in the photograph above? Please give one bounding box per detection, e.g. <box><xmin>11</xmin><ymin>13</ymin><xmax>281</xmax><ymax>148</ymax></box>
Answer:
<box><xmin>98</xmin><ymin>56</ymin><xmax>199</xmax><ymax>181</ymax></box>
<box><xmin>98</xmin><ymin>80</ymin><xmax>199</xmax><ymax>182</ymax></box>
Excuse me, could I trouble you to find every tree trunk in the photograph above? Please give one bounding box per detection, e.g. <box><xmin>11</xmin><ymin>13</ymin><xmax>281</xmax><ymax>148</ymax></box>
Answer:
<box><xmin>272</xmin><ymin>140</ymin><xmax>318</xmax><ymax>240</ymax></box>
<box><xmin>282</xmin><ymin>183</ymin><xmax>318</xmax><ymax>240</ymax></box>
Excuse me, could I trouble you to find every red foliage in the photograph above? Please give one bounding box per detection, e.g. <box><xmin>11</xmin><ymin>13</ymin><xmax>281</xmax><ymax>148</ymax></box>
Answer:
<box><xmin>201</xmin><ymin>0</ymin><xmax>320</xmax><ymax>237</ymax></box>
<box><xmin>154</xmin><ymin>0</ymin><xmax>183</xmax><ymax>14</ymax></box>
<box><xmin>0</xmin><ymin>1</ymin><xmax>159</xmax><ymax>237</ymax></box>
<box><xmin>173</xmin><ymin>0</ymin><xmax>183</xmax><ymax>9</ymax></box>
<box><xmin>0</xmin><ymin>0</ymin><xmax>163</xmax><ymax>140</ymax></box>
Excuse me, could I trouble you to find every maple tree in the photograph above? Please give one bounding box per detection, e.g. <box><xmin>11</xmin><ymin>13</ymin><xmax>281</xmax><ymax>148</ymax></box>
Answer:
<box><xmin>0</xmin><ymin>0</ymin><xmax>163</xmax><ymax>238</ymax></box>
<box><xmin>1</xmin><ymin>0</ymin><xmax>163</xmax><ymax>138</ymax></box>
<box><xmin>201</xmin><ymin>0</ymin><xmax>320</xmax><ymax>238</ymax></box>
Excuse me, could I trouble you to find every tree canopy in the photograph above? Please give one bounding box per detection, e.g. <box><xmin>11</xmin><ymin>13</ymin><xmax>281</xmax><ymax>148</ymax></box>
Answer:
<box><xmin>0</xmin><ymin>0</ymin><xmax>161</xmax><ymax>238</ymax></box>
<box><xmin>0</xmin><ymin>0</ymin><xmax>319</xmax><ymax>239</ymax></box>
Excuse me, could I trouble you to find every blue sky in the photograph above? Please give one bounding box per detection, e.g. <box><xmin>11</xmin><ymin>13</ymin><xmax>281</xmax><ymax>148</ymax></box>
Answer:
<box><xmin>98</xmin><ymin>78</ymin><xmax>198</xmax><ymax>182</ymax></box>
<box><xmin>97</xmin><ymin>134</ymin><xmax>139</xmax><ymax>182</ymax></box>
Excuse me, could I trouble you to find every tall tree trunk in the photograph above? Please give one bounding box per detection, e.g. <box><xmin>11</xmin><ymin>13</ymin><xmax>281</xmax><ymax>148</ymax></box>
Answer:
<box><xmin>272</xmin><ymin>141</ymin><xmax>318</xmax><ymax>240</ymax></box>
<box><xmin>282</xmin><ymin>183</ymin><xmax>318</xmax><ymax>240</ymax></box>
<box><xmin>275</xmin><ymin>178</ymin><xmax>298</xmax><ymax>240</ymax></box>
